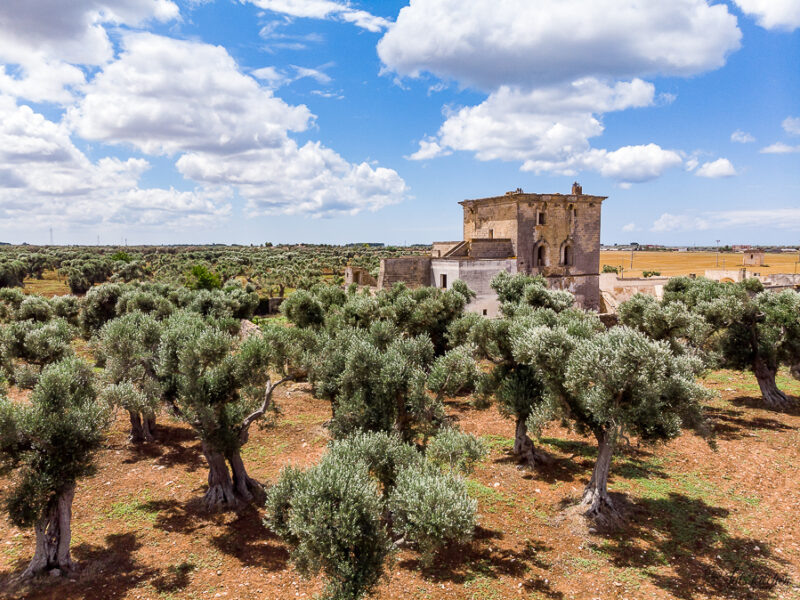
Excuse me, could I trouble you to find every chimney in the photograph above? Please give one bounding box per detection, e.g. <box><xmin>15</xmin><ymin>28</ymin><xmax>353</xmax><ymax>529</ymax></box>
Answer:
<box><xmin>571</xmin><ymin>181</ymin><xmax>582</xmax><ymax>195</ymax></box>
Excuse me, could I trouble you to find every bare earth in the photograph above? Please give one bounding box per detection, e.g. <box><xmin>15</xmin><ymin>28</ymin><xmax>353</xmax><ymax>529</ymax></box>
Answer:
<box><xmin>2</xmin><ymin>370</ymin><xmax>799</xmax><ymax>600</ymax></box>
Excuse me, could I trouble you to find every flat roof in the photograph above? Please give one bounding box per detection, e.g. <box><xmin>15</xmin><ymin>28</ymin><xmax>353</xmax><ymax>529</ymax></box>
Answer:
<box><xmin>460</xmin><ymin>192</ymin><xmax>607</xmax><ymax>207</ymax></box>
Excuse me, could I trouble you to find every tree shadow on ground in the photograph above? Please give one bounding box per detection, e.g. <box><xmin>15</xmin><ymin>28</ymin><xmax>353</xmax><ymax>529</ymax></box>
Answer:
<box><xmin>141</xmin><ymin>497</ymin><xmax>223</xmax><ymax>535</ymax></box>
<box><xmin>596</xmin><ymin>493</ymin><xmax>793</xmax><ymax>599</ymax></box>
<box><xmin>728</xmin><ymin>395</ymin><xmax>800</xmax><ymax>417</ymax></box>
<box><xmin>73</xmin><ymin>532</ymin><xmax>159</xmax><ymax>600</ymax></box>
<box><xmin>398</xmin><ymin>526</ymin><xmax>562</xmax><ymax>597</ymax></box>
<box><xmin>209</xmin><ymin>504</ymin><xmax>289</xmax><ymax>571</ymax></box>
<box><xmin>705</xmin><ymin>405</ymin><xmax>795</xmax><ymax>441</ymax></box>
<box><xmin>0</xmin><ymin>532</ymin><xmax>158</xmax><ymax>600</ymax></box>
<box><xmin>120</xmin><ymin>423</ymin><xmax>205</xmax><ymax>471</ymax></box>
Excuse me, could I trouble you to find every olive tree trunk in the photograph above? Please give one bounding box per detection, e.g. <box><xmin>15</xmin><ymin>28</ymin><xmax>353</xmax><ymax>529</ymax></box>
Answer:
<box><xmin>581</xmin><ymin>430</ymin><xmax>623</xmax><ymax>528</ymax></box>
<box><xmin>513</xmin><ymin>417</ymin><xmax>551</xmax><ymax>467</ymax></box>
<box><xmin>753</xmin><ymin>357</ymin><xmax>792</xmax><ymax>410</ymax></box>
<box><xmin>128</xmin><ymin>411</ymin><xmax>156</xmax><ymax>443</ymax></box>
<box><xmin>201</xmin><ymin>442</ymin><xmax>239</xmax><ymax>510</ymax></box>
<box><xmin>21</xmin><ymin>485</ymin><xmax>75</xmax><ymax>579</ymax></box>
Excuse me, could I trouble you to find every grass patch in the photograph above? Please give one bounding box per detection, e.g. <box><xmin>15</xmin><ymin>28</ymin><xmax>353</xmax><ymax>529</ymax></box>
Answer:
<box><xmin>479</xmin><ymin>434</ymin><xmax>513</xmax><ymax>453</ymax></box>
<box><xmin>465</xmin><ymin>480</ymin><xmax>516</xmax><ymax>514</ymax></box>
<box><xmin>107</xmin><ymin>489</ymin><xmax>159</xmax><ymax>525</ymax></box>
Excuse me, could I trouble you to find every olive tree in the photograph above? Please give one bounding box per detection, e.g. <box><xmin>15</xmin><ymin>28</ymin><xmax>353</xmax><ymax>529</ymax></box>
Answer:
<box><xmin>513</xmin><ymin>318</ymin><xmax>711</xmax><ymax>527</ymax></box>
<box><xmin>660</xmin><ymin>277</ymin><xmax>800</xmax><ymax>410</ymax></box>
<box><xmin>0</xmin><ymin>358</ymin><xmax>109</xmax><ymax>578</ymax></box>
<box><xmin>97</xmin><ymin>312</ymin><xmax>163</xmax><ymax>442</ymax></box>
<box><xmin>157</xmin><ymin>311</ymin><xmax>295</xmax><ymax>509</ymax></box>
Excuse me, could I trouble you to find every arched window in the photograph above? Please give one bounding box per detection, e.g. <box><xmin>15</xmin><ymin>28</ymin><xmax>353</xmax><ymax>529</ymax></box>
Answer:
<box><xmin>563</xmin><ymin>245</ymin><xmax>571</xmax><ymax>266</ymax></box>
<box><xmin>535</xmin><ymin>244</ymin><xmax>548</xmax><ymax>267</ymax></box>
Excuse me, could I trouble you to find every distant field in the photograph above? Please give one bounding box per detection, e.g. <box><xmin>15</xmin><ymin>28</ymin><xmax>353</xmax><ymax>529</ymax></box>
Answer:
<box><xmin>600</xmin><ymin>251</ymin><xmax>800</xmax><ymax>278</ymax></box>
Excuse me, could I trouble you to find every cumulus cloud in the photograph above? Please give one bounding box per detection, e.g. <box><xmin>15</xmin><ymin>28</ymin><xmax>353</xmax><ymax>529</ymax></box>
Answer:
<box><xmin>733</xmin><ymin>0</ymin><xmax>800</xmax><ymax>31</ymax></box>
<box><xmin>622</xmin><ymin>223</ymin><xmax>638</xmax><ymax>232</ymax></box>
<box><xmin>761</xmin><ymin>142</ymin><xmax>800</xmax><ymax>154</ymax></box>
<box><xmin>0</xmin><ymin>0</ymin><xmax>179</xmax><ymax>103</ymax></box>
<box><xmin>731</xmin><ymin>130</ymin><xmax>755</xmax><ymax>143</ymax></box>
<box><xmin>378</xmin><ymin>0</ymin><xmax>741</xmax><ymax>90</ymax></box>
<box><xmin>783</xmin><ymin>116</ymin><xmax>800</xmax><ymax>135</ymax></box>
<box><xmin>246</xmin><ymin>0</ymin><xmax>390</xmax><ymax>32</ymax></box>
<box><xmin>653</xmin><ymin>208</ymin><xmax>800</xmax><ymax>231</ymax></box>
<box><xmin>380</xmin><ymin>0</ymin><xmax>741</xmax><ymax>184</ymax></box>
<box><xmin>0</xmin><ymin>95</ymin><xmax>229</xmax><ymax>229</ymax></box>
<box><xmin>695</xmin><ymin>158</ymin><xmax>736</xmax><ymax>178</ymax></box>
<box><xmin>68</xmin><ymin>33</ymin><xmax>406</xmax><ymax>217</ymax></box>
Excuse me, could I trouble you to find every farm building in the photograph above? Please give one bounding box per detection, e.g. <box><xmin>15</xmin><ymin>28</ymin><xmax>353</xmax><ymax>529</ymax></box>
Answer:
<box><xmin>378</xmin><ymin>183</ymin><xmax>606</xmax><ymax>315</ymax></box>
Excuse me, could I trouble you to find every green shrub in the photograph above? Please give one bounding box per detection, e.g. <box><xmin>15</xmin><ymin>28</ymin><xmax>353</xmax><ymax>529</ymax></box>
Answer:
<box><xmin>389</xmin><ymin>463</ymin><xmax>477</xmax><ymax>566</ymax></box>
<box><xmin>16</xmin><ymin>296</ymin><xmax>53</xmax><ymax>322</ymax></box>
<box><xmin>187</xmin><ymin>265</ymin><xmax>222</xmax><ymax>290</ymax></box>
<box><xmin>426</xmin><ymin>428</ymin><xmax>487</xmax><ymax>475</ymax></box>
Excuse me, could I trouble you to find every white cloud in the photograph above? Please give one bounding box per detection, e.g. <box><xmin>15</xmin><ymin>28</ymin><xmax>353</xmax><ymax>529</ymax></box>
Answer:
<box><xmin>378</xmin><ymin>1</ymin><xmax>740</xmax><ymax>184</ymax></box>
<box><xmin>0</xmin><ymin>95</ymin><xmax>229</xmax><ymax>229</ymax></box>
<box><xmin>246</xmin><ymin>0</ymin><xmax>390</xmax><ymax>32</ymax></box>
<box><xmin>695</xmin><ymin>158</ymin><xmax>736</xmax><ymax>178</ymax></box>
<box><xmin>68</xmin><ymin>33</ymin><xmax>406</xmax><ymax>217</ymax></box>
<box><xmin>428</xmin><ymin>79</ymin><xmax>657</xmax><ymax>170</ymax></box>
<box><xmin>731</xmin><ymin>130</ymin><xmax>755</xmax><ymax>143</ymax></box>
<box><xmin>583</xmin><ymin>144</ymin><xmax>683</xmax><ymax>183</ymax></box>
<box><xmin>378</xmin><ymin>0</ymin><xmax>741</xmax><ymax>90</ymax></box>
<box><xmin>653</xmin><ymin>209</ymin><xmax>800</xmax><ymax>231</ymax></box>
<box><xmin>407</xmin><ymin>137</ymin><xmax>451</xmax><ymax>161</ymax></box>
<box><xmin>783</xmin><ymin>116</ymin><xmax>800</xmax><ymax>135</ymax></box>
<box><xmin>761</xmin><ymin>142</ymin><xmax>800</xmax><ymax>154</ymax></box>
<box><xmin>734</xmin><ymin>0</ymin><xmax>800</xmax><ymax>31</ymax></box>
<box><xmin>0</xmin><ymin>0</ymin><xmax>179</xmax><ymax>103</ymax></box>
<box><xmin>652</xmin><ymin>213</ymin><xmax>711</xmax><ymax>232</ymax></box>
<box><xmin>622</xmin><ymin>223</ymin><xmax>637</xmax><ymax>232</ymax></box>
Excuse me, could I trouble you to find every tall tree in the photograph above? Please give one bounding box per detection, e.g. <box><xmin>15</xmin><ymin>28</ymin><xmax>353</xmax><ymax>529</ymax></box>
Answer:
<box><xmin>0</xmin><ymin>358</ymin><xmax>109</xmax><ymax>578</ymax></box>
<box><xmin>514</xmin><ymin>319</ymin><xmax>711</xmax><ymax>527</ymax></box>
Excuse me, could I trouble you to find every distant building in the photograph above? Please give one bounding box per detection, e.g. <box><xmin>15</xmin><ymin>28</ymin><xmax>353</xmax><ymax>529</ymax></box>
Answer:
<box><xmin>743</xmin><ymin>250</ymin><xmax>765</xmax><ymax>267</ymax></box>
<box><xmin>378</xmin><ymin>183</ymin><xmax>606</xmax><ymax>315</ymax></box>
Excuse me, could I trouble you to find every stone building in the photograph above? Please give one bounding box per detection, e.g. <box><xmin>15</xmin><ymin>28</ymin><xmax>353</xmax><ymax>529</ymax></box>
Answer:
<box><xmin>378</xmin><ymin>183</ymin><xmax>607</xmax><ymax>315</ymax></box>
<box><xmin>742</xmin><ymin>250</ymin><xmax>765</xmax><ymax>267</ymax></box>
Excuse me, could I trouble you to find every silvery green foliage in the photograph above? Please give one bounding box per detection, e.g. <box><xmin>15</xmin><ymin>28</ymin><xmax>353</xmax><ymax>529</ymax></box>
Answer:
<box><xmin>50</xmin><ymin>295</ymin><xmax>81</xmax><ymax>326</ymax></box>
<box><xmin>426</xmin><ymin>428</ymin><xmax>487</xmax><ymax>475</ymax></box>
<box><xmin>97</xmin><ymin>311</ymin><xmax>163</xmax><ymax>415</ymax></box>
<box><xmin>490</xmin><ymin>271</ymin><xmax>574</xmax><ymax>317</ymax></box>
<box><xmin>325</xmin><ymin>431</ymin><xmax>421</xmax><ymax>492</ymax></box>
<box><xmin>15</xmin><ymin>296</ymin><xmax>53</xmax><ymax>322</ymax></box>
<box><xmin>0</xmin><ymin>357</ymin><xmax>108</xmax><ymax>528</ymax></box>
<box><xmin>619</xmin><ymin>292</ymin><xmax>714</xmax><ymax>364</ymax></box>
<box><xmin>280</xmin><ymin>289</ymin><xmax>325</xmax><ymax>328</ymax></box>
<box><xmin>80</xmin><ymin>283</ymin><xmax>126</xmax><ymax>335</ymax></box>
<box><xmin>426</xmin><ymin>344</ymin><xmax>481</xmax><ymax>399</ymax></box>
<box><xmin>389</xmin><ymin>462</ymin><xmax>477</xmax><ymax>565</ymax></box>
<box><xmin>115</xmin><ymin>289</ymin><xmax>174</xmax><ymax>320</ymax></box>
<box><xmin>562</xmin><ymin>326</ymin><xmax>711</xmax><ymax>443</ymax></box>
<box><xmin>0</xmin><ymin>318</ymin><xmax>75</xmax><ymax>385</ymax></box>
<box><xmin>269</xmin><ymin>454</ymin><xmax>391</xmax><ymax>600</ymax></box>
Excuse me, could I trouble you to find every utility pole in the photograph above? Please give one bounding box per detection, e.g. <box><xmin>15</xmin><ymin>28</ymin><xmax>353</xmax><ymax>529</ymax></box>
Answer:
<box><xmin>630</xmin><ymin>247</ymin><xmax>634</xmax><ymax>270</ymax></box>
<box><xmin>716</xmin><ymin>239</ymin><xmax>720</xmax><ymax>267</ymax></box>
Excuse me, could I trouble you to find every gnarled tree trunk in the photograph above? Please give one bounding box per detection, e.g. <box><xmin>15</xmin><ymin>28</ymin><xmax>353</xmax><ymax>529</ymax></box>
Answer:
<box><xmin>581</xmin><ymin>430</ymin><xmax>623</xmax><ymax>528</ymax></box>
<box><xmin>753</xmin><ymin>357</ymin><xmax>791</xmax><ymax>410</ymax></box>
<box><xmin>128</xmin><ymin>411</ymin><xmax>156</xmax><ymax>443</ymax></box>
<box><xmin>229</xmin><ymin>450</ymin><xmax>263</xmax><ymax>503</ymax></box>
<box><xmin>202</xmin><ymin>442</ymin><xmax>239</xmax><ymax>510</ymax></box>
<box><xmin>513</xmin><ymin>416</ymin><xmax>551</xmax><ymax>467</ymax></box>
<box><xmin>21</xmin><ymin>485</ymin><xmax>75</xmax><ymax>579</ymax></box>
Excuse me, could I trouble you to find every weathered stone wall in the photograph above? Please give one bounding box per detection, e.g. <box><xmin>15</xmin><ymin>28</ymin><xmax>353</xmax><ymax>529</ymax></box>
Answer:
<box><xmin>431</xmin><ymin>258</ymin><xmax>517</xmax><ymax>317</ymax></box>
<box><xmin>344</xmin><ymin>266</ymin><xmax>377</xmax><ymax>286</ymax></box>
<box><xmin>378</xmin><ymin>256</ymin><xmax>432</xmax><ymax>288</ymax></box>
<box><xmin>743</xmin><ymin>251</ymin><xmax>765</xmax><ymax>267</ymax></box>
<box><xmin>462</xmin><ymin>199</ymin><xmax>518</xmax><ymax>249</ymax></box>
<box><xmin>598</xmin><ymin>273</ymin><xmax>669</xmax><ymax>312</ymax></box>
<box><xmin>432</xmin><ymin>242</ymin><xmax>461</xmax><ymax>258</ymax></box>
<box><xmin>469</xmin><ymin>239</ymin><xmax>515</xmax><ymax>259</ymax></box>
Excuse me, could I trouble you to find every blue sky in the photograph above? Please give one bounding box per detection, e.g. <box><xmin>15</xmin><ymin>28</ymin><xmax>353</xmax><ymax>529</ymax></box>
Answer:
<box><xmin>0</xmin><ymin>0</ymin><xmax>798</xmax><ymax>246</ymax></box>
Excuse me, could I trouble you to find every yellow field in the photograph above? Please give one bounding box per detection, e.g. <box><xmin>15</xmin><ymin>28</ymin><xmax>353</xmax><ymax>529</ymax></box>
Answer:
<box><xmin>599</xmin><ymin>251</ymin><xmax>800</xmax><ymax>278</ymax></box>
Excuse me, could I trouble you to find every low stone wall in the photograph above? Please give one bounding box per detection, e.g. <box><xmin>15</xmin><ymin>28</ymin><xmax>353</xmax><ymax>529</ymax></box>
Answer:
<box><xmin>344</xmin><ymin>266</ymin><xmax>377</xmax><ymax>286</ymax></box>
<box><xmin>469</xmin><ymin>238</ymin><xmax>514</xmax><ymax>259</ymax></box>
<box><xmin>378</xmin><ymin>256</ymin><xmax>432</xmax><ymax>288</ymax></box>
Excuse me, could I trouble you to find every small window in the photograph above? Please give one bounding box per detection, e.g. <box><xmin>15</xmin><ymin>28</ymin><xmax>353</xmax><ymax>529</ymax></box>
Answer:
<box><xmin>563</xmin><ymin>245</ymin><xmax>572</xmax><ymax>266</ymax></box>
<box><xmin>440</xmin><ymin>274</ymin><xmax>447</xmax><ymax>289</ymax></box>
<box><xmin>482</xmin><ymin>309</ymin><xmax>488</xmax><ymax>316</ymax></box>
<box><xmin>488</xmin><ymin>229</ymin><xmax>494</xmax><ymax>239</ymax></box>
<box><xmin>537</xmin><ymin>211</ymin><xmax>545</xmax><ymax>225</ymax></box>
